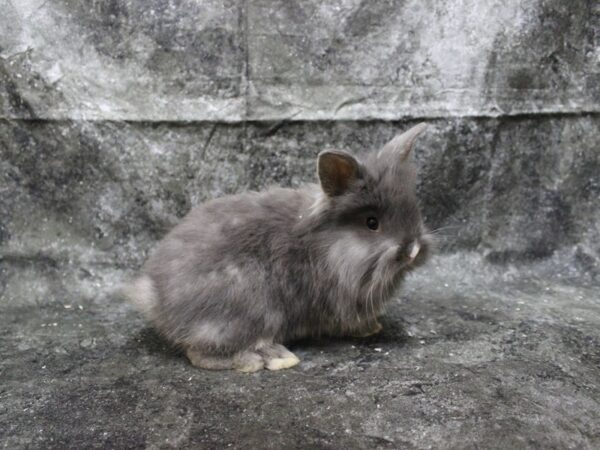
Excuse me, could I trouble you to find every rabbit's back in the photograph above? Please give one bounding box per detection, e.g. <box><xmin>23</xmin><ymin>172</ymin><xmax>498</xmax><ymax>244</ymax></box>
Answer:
<box><xmin>135</xmin><ymin>187</ymin><xmax>309</xmax><ymax>349</ymax></box>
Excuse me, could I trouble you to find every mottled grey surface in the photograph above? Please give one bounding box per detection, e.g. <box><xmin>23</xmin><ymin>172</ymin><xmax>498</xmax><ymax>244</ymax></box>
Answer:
<box><xmin>2</xmin><ymin>254</ymin><xmax>599</xmax><ymax>449</ymax></box>
<box><xmin>1</xmin><ymin>0</ymin><xmax>598</xmax><ymax>120</ymax></box>
<box><xmin>1</xmin><ymin>0</ymin><xmax>599</xmax><ymax>448</ymax></box>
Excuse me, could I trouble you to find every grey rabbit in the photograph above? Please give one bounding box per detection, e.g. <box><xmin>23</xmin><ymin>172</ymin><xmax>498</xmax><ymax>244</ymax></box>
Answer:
<box><xmin>124</xmin><ymin>123</ymin><xmax>432</xmax><ymax>372</ymax></box>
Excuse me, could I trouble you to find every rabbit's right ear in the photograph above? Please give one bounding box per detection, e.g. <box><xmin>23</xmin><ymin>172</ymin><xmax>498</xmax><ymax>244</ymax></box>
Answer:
<box><xmin>317</xmin><ymin>150</ymin><xmax>360</xmax><ymax>196</ymax></box>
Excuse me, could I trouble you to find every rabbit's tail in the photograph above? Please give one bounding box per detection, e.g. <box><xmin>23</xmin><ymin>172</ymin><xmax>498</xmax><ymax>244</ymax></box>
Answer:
<box><xmin>121</xmin><ymin>274</ymin><xmax>159</xmax><ymax>318</ymax></box>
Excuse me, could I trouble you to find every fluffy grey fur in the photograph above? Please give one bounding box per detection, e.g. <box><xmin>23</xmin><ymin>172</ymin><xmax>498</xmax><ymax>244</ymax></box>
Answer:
<box><xmin>124</xmin><ymin>123</ymin><xmax>433</xmax><ymax>372</ymax></box>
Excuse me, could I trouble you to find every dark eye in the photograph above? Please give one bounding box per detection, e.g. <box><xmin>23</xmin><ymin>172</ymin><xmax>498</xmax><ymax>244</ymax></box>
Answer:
<box><xmin>366</xmin><ymin>216</ymin><xmax>379</xmax><ymax>230</ymax></box>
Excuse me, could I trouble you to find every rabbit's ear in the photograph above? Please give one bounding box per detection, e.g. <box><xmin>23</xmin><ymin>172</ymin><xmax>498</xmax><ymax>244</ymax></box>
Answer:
<box><xmin>378</xmin><ymin>122</ymin><xmax>427</xmax><ymax>163</ymax></box>
<box><xmin>317</xmin><ymin>150</ymin><xmax>360</xmax><ymax>196</ymax></box>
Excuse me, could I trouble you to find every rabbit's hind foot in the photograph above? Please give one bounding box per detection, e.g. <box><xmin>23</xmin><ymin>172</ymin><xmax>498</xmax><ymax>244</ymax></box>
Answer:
<box><xmin>185</xmin><ymin>342</ymin><xmax>299</xmax><ymax>372</ymax></box>
<box><xmin>256</xmin><ymin>342</ymin><xmax>300</xmax><ymax>371</ymax></box>
<box><xmin>185</xmin><ymin>348</ymin><xmax>264</xmax><ymax>373</ymax></box>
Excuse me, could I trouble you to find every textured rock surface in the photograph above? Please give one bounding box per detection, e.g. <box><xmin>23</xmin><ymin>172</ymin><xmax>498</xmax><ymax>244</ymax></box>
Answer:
<box><xmin>2</xmin><ymin>255</ymin><xmax>599</xmax><ymax>449</ymax></box>
<box><xmin>1</xmin><ymin>0</ymin><xmax>599</xmax><ymax>448</ymax></box>
<box><xmin>1</xmin><ymin>0</ymin><xmax>598</xmax><ymax>120</ymax></box>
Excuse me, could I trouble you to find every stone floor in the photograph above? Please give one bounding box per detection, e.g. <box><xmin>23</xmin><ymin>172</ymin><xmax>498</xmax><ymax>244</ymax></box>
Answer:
<box><xmin>1</xmin><ymin>0</ymin><xmax>598</xmax><ymax>448</ymax></box>
<box><xmin>1</xmin><ymin>253</ymin><xmax>599</xmax><ymax>449</ymax></box>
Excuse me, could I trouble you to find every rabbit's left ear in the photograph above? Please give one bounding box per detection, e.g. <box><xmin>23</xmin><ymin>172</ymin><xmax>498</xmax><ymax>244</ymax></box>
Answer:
<box><xmin>317</xmin><ymin>150</ymin><xmax>360</xmax><ymax>196</ymax></box>
<box><xmin>378</xmin><ymin>122</ymin><xmax>428</xmax><ymax>162</ymax></box>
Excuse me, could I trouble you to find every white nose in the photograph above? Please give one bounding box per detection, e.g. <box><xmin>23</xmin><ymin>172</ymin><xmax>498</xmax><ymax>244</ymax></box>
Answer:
<box><xmin>408</xmin><ymin>241</ymin><xmax>420</xmax><ymax>259</ymax></box>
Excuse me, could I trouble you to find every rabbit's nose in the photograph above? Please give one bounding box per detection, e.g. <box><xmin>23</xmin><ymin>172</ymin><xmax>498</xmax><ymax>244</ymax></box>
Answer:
<box><xmin>397</xmin><ymin>240</ymin><xmax>420</xmax><ymax>262</ymax></box>
<box><xmin>408</xmin><ymin>241</ymin><xmax>420</xmax><ymax>260</ymax></box>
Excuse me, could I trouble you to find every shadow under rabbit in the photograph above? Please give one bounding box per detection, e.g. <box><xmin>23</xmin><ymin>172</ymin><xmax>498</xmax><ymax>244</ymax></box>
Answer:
<box><xmin>128</xmin><ymin>315</ymin><xmax>412</xmax><ymax>371</ymax></box>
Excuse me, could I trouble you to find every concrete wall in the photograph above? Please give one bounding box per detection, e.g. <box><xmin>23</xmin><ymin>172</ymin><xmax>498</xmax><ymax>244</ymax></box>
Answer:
<box><xmin>2</xmin><ymin>0</ymin><xmax>598</xmax><ymax>120</ymax></box>
<box><xmin>2</xmin><ymin>2</ymin><xmax>600</xmax><ymax>448</ymax></box>
<box><xmin>1</xmin><ymin>0</ymin><xmax>598</xmax><ymax>300</ymax></box>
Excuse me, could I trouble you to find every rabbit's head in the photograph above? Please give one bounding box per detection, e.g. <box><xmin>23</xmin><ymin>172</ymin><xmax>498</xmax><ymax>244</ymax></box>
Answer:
<box><xmin>304</xmin><ymin>123</ymin><xmax>432</xmax><ymax>301</ymax></box>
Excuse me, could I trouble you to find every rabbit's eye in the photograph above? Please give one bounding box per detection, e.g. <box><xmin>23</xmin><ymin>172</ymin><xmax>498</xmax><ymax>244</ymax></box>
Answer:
<box><xmin>366</xmin><ymin>216</ymin><xmax>379</xmax><ymax>231</ymax></box>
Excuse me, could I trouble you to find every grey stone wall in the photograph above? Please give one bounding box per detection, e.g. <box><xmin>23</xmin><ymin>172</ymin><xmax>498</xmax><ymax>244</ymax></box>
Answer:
<box><xmin>1</xmin><ymin>0</ymin><xmax>598</xmax><ymax>293</ymax></box>
<box><xmin>1</xmin><ymin>1</ymin><xmax>599</xmax><ymax>448</ymax></box>
<box><xmin>2</xmin><ymin>0</ymin><xmax>599</xmax><ymax>120</ymax></box>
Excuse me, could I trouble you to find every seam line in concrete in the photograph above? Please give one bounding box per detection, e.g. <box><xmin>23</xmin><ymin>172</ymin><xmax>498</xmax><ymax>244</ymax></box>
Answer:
<box><xmin>1</xmin><ymin>110</ymin><xmax>599</xmax><ymax>125</ymax></box>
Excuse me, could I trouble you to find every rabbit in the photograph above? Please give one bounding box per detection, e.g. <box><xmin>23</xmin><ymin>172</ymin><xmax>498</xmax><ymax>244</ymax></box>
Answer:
<box><xmin>124</xmin><ymin>123</ymin><xmax>432</xmax><ymax>372</ymax></box>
